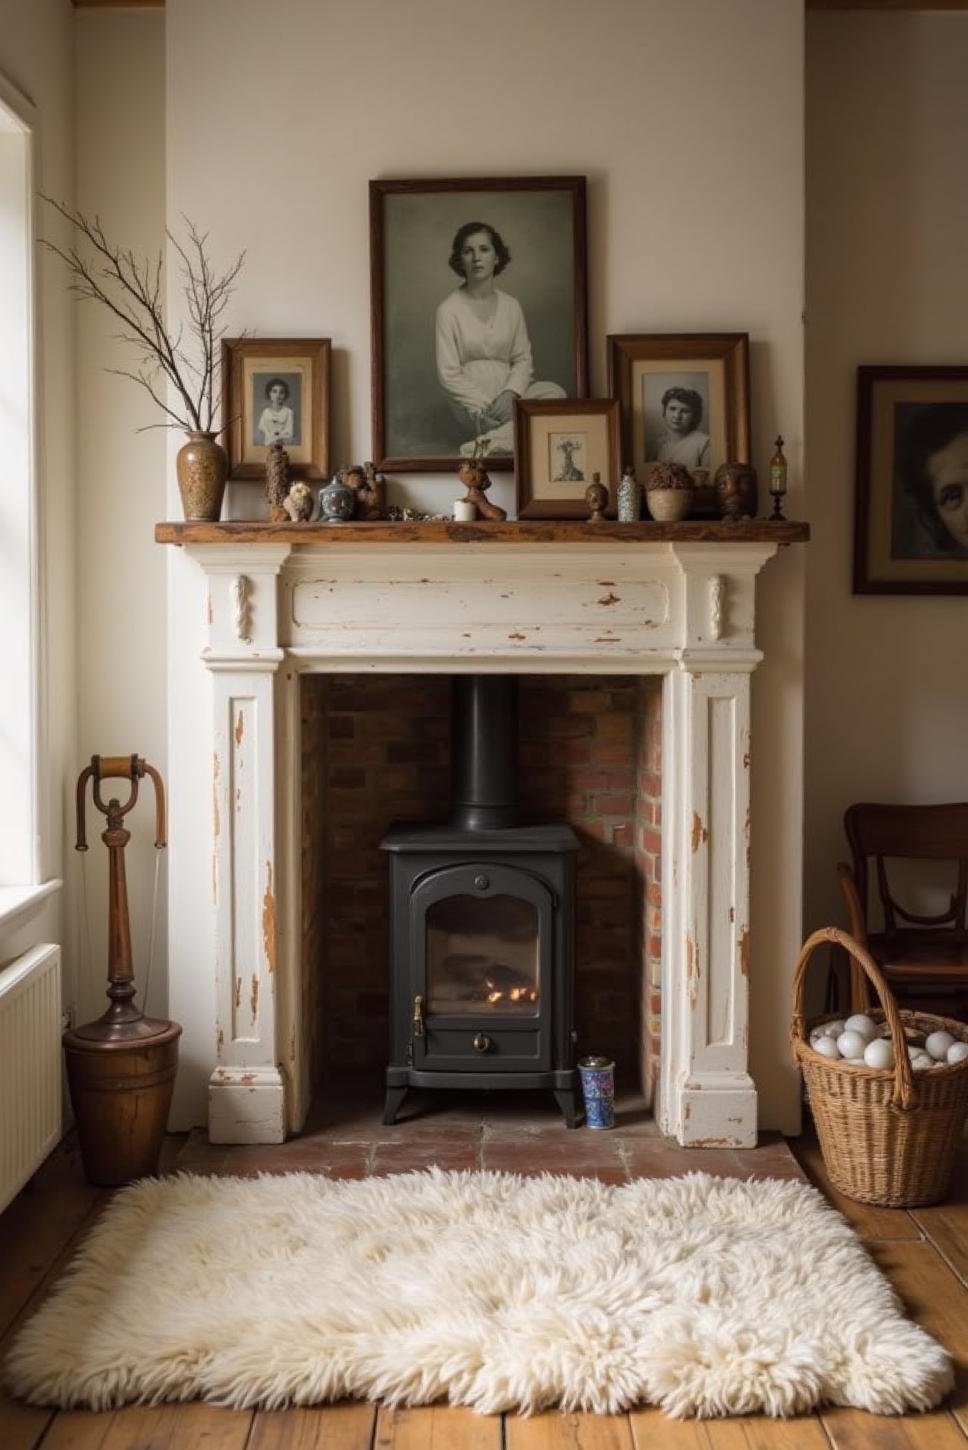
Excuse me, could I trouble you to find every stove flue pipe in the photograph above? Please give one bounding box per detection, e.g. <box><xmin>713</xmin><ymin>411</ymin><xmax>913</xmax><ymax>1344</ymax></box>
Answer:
<box><xmin>450</xmin><ymin>675</ymin><xmax>518</xmax><ymax>831</ymax></box>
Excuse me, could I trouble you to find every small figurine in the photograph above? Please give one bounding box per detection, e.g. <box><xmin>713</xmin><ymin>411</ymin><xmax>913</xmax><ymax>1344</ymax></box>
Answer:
<box><xmin>617</xmin><ymin>464</ymin><xmax>641</xmax><ymax>523</ymax></box>
<box><xmin>282</xmin><ymin>480</ymin><xmax>314</xmax><ymax>522</ymax></box>
<box><xmin>358</xmin><ymin>462</ymin><xmax>388</xmax><ymax>521</ymax></box>
<box><xmin>769</xmin><ymin>436</ymin><xmax>788</xmax><ymax>520</ymax></box>
<box><xmin>265</xmin><ymin>441</ymin><xmax>290</xmax><ymax>522</ymax></box>
<box><xmin>456</xmin><ymin>456</ymin><xmax>507</xmax><ymax>522</ymax></box>
<box><xmin>585</xmin><ymin>473</ymin><xmax>609</xmax><ymax>522</ymax></box>
<box><xmin>714</xmin><ymin>461</ymin><xmax>758</xmax><ymax>521</ymax></box>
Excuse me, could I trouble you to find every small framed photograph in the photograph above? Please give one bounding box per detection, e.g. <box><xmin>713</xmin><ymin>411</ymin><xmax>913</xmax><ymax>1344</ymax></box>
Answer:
<box><xmin>222</xmin><ymin>338</ymin><xmax>331</xmax><ymax>480</ymax></box>
<box><xmin>854</xmin><ymin>366</ymin><xmax>968</xmax><ymax>594</ymax></box>
<box><xmin>370</xmin><ymin>176</ymin><xmax>588</xmax><ymax>472</ymax></box>
<box><xmin>514</xmin><ymin>398</ymin><xmax>621</xmax><ymax>519</ymax></box>
<box><xmin>606</xmin><ymin>333</ymin><xmax>750</xmax><ymax>489</ymax></box>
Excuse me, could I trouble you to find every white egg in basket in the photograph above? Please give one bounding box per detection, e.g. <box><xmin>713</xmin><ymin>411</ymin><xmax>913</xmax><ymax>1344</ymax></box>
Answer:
<box><xmin>818</xmin><ymin>1019</ymin><xmax>846</xmax><ymax>1040</ymax></box>
<box><xmin>925</xmin><ymin>1030</ymin><xmax>956</xmax><ymax>1062</ymax></box>
<box><xmin>863</xmin><ymin>1037</ymin><xmax>894</xmax><ymax>1070</ymax></box>
<box><xmin>844</xmin><ymin>1013</ymin><xmax>878</xmax><ymax>1042</ymax></box>
<box><xmin>910</xmin><ymin>1052</ymin><xmax>935</xmax><ymax>1072</ymax></box>
<box><xmin>837</xmin><ymin>1030</ymin><xmax>868</xmax><ymax>1060</ymax></box>
<box><xmin>947</xmin><ymin>1041</ymin><xmax>968</xmax><ymax>1066</ymax></box>
<box><xmin>812</xmin><ymin>1035</ymin><xmax>841</xmax><ymax>1060</ymax></box>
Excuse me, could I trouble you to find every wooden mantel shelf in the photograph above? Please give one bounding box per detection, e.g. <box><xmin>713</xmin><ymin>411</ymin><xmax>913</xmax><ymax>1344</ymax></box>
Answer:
<box><xmin>156</xmin><ymin>519</ymin><xmax>809</xmax><ymax>546</ymax></box>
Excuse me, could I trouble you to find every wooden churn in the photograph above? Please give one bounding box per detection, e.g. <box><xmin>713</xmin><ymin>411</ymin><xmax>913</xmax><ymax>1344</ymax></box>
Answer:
<box><xmin>64</xmin><ymin>755</ymin><xmax>181</xmax><ymax>1185</ymax></box>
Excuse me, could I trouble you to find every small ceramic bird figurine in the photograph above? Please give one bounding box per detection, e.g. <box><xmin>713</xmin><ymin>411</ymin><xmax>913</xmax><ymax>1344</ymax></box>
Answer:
<box><xmin>282</xmin><ymin>481</ymin><xmax>315</xmax><ymax>522</ymax></box>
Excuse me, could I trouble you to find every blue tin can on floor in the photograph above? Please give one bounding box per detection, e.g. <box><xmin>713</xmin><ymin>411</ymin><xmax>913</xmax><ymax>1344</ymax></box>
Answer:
<box><xmin>578</xmin><ymin>1055</ymin><xmax>615</xmax><ymax>1129</ymax></box>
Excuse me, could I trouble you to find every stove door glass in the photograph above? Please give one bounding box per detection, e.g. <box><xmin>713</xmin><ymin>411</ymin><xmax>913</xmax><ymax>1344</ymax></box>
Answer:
<box><xmin>426</xmin><ymin>893</ymin><xmax>539</xmax><ymax>1015</ymax></box>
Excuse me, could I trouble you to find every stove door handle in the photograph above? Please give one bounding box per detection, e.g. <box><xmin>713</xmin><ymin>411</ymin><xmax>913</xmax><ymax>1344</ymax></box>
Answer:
<box><xmin>412</xmin><ymin>994</ymin><xmax>425</xmax><ymax>1038</ymax></box>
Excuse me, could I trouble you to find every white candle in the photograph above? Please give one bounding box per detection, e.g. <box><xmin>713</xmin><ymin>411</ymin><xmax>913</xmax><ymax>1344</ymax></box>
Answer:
<box><xmin>452</xmin><ymin>500</ymin><xmax>476</xmax><ymax>522</ymax></box>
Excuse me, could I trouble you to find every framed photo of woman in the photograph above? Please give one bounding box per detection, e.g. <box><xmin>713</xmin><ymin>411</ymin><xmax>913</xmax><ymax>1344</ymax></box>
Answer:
<box><xmin>607</xmin><ymin>333</ymin><xmax>750</xmax><ymax>511</ymax></box>
<box><xmin>222</xmin><ymin>338</ymin><xmax>331</xmax><ymax>481</ymax></box>
<box><xmin>370</xmin><ymin>176</ymin><xmax>588</xmax><ymax>472</ymax></box>
<box><xmin>854</xmin><ymin>366</ymin><xmax>968</xmax><ymax>594</ymax></box>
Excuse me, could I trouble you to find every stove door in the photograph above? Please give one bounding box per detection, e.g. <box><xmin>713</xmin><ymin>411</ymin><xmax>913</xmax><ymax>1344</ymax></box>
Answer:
<box><xmin>410</xmin><ymin>862</ymin><xmax>553</xmax><ymax>1072</ymax></box>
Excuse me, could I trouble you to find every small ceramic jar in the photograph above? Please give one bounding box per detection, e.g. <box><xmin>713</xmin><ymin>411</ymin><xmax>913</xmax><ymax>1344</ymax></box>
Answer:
<box><xmin>617</xmin><ymin>465</ymin><xmax>642</xmax><ymax>522</ymax></box>
<box><xmin>318</xmin><ymin>475</ymin><xmax>356</xmax><ymax>523</ymax></box>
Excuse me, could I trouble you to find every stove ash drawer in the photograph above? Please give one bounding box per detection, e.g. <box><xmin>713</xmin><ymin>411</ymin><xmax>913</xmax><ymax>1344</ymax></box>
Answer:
<box><xmin>423</xmin><ymin>1026</ymin><xmax>548</xmax><ymax>1071</ymax></box>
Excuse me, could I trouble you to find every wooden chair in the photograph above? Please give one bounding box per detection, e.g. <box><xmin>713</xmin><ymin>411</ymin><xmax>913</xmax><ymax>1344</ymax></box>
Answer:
<box><xmin>837</xmin><ymin>802</ymin><xmax>968</xmax><ymax>1019</ymax></box>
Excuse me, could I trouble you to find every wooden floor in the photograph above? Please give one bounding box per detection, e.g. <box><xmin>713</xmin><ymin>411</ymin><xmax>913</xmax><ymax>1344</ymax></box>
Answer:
<box><xmin>1</xmin><ymin>1086</ymin><xmax>966</xmax><ymax>1449</ymax></box>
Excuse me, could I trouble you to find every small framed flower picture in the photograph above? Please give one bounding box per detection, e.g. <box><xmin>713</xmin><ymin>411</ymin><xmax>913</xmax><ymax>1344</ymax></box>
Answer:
<box><xmin>514</xmin><ymin>398</ymin><xmax>621</xmax><ymax>519</ymax></box>
<box><xmin>222</xmin><ymin>337</ymin><xmax>331</xmax><ymax>481</ymax></box>
<box><xmin>854</xmin><ymin>365</ymin><xmax>968</xmax><ymax>594</ymax></box>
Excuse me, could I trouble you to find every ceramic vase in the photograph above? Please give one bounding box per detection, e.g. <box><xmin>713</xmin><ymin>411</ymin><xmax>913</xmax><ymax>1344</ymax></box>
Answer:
<box><xmin>176</xmin><ymin>431</ymin><xmax>229</xmax><ymax>521</ymax></box>
<box><xmin>646</xmin><ymin>487</ymin><xmax>693</xmax><ymax>522</ymax></box>
<box><xmin>319</xmin><ymin>475</ymin><xmax>356</xmax><ymax>523</ymax></box>
<box><xmin>617</xmin><ymin>472</ymin><xmax>642</xmax><ymax>522</ymax></box>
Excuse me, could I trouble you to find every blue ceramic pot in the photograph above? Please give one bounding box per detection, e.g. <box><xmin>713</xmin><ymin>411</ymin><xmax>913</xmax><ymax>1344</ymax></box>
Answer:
<box><xmin>319</xmin><ymin>477</ymin><xmax>356</xmax><ymax>523</ymax></box>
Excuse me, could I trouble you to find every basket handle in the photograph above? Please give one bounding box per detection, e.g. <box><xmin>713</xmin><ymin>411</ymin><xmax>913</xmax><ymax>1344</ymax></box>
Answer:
<box><xmin>790</xmin><ymin>926</ymin><xmax>917</xmax><ymax>1112</ymax></box>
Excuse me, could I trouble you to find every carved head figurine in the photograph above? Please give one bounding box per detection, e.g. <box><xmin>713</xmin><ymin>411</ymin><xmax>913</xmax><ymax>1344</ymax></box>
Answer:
<box><xmin>584</xmin><ymin>473</ymin><xmax>609</xmax><ymax>522</ymax></box>
<box><xmin>714</xmin><ymin>461</ymin><xmax>758</xmax><ymax>521</ymax></box>
<box><xmin>457</xmin><ymin>457</ymin><xmax>506</xmax><ymax>522</ymax></box>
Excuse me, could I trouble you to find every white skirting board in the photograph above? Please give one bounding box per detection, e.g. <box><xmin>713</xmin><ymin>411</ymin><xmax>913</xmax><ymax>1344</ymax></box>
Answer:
<box><xmin>0</xmin><ymin>944</ymin><xmax>62</xmax><ymax>1212</ymax></box>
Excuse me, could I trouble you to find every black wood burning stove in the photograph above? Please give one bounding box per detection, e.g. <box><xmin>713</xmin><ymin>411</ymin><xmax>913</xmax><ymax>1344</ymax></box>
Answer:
<box><xmin>381</xmin><ymin>676</ymin><xmax>580</xmax><ymax>1126</ymax></box>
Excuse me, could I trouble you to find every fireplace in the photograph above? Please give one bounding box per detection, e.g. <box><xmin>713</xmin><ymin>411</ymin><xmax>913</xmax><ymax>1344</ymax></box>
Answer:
<box><xmin>382</xmin><ymin>676</ymin><xmax>580</xmax><ymax>1125</ymax></box>
<box><xmin>160</xmin><ymin>526</ymin><xmax>801</xmax><ymax>1147</ymax></box>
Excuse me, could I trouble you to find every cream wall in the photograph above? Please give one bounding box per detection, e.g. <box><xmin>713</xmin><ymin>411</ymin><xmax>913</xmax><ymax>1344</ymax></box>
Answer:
<box><xmin>74</xmin><ymin>9</ymin><xmax>168</xmax><ymax>1025</ymax></box>
<box><xmin>804</xmin><ymin>14</ymin><xmax>968</xmax><ymax>941</ymax></box>
<box><xmin>0</xmin><ymin>1</ymin><xmax>75</xmax><ymax>970</ymax></box>
<box><xmin>166</xmin><ymin>0</ymin><xmax>806</xmax><ymax>1130</ymax></box>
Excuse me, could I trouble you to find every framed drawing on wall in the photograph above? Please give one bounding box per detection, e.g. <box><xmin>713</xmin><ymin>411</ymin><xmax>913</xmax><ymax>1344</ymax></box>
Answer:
<box><xmin>370</xmin><ymin>176</ymin><xmax>588</xmax><ymax>472</ymax></box>
<box><xmin>514</xmin><ymin>398</ymin><xmax>621</xmax><ymax>519</ymax></box>
<box><xmin>222</xmin><ymin>338</ymin><xmax>331</xmax><ymax>481</ymax></box>
<box><xmin>854</xmin><ymin>365</ymin><xmax>968</xmax><ymax>594</ymax></box>
<box><xmin>606</xmin><ymin>333</ymin><xmax>750</xmax><ymax>501</ymax></box>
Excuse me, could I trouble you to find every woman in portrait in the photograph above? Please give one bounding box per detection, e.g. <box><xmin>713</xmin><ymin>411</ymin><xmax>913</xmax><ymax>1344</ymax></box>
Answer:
<box><xmin>900</xmin><ymin>403</ymin><xmax>968</xmax><ymax>556</ymax></box>
<box><xmin>654</xmin><ymin>386</ymin><xmax>710</xmax><ymax>470</ymax></box>
<box><xmin>256</xmin><ymin>377</ymin><xmax>295</xmax><ymax>446</ymax></box>
<box><xmin>436</xmin><ymin>221</ymin><xmax>565</xmax><ymax>457</ymax></box>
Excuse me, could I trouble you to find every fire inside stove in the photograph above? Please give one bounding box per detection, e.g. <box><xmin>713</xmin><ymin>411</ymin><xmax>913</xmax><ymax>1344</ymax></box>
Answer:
<box><xmin>427</xmin><ymin>893</ymin><xmax>539</xmax><ymax>1014</ymax></box>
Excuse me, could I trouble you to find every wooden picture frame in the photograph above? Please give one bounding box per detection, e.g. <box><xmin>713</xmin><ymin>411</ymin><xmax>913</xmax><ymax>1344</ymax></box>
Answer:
<box><xmin>370</xmin><ymin>176</ymin><xmax>588</xmax><ymax>473</ymax></box>
<box><xmin>222</xmin><ymin>338</ymin><xmax>331</xmax><ymax>481</ymax></box>
<box><xmin>854</xmin><ymin>365</ymin><xmax>968</xmax><ymax>594</ymax></box>
<box><xmin>514</xmin><ymin>398</ymin><xmax>621</xmax><ymax>519</ymax></box>
<box><xmin>606</xmin><ymin>333</ymin><xmax>750</xmax><ymax>506</ymax></box>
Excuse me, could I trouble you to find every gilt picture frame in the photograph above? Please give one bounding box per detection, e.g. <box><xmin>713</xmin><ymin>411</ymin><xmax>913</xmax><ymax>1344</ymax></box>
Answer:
<box><xmin>222</xmin><ymin>337</ymin><xmax>331</xmax><ymax>481</ymax></box>
<box><xmin>854</xmin><ymin>365</ymin><xmax>968</xmax><ymax>595</ymax></box>
<box><xmin>370</xmin><ymin>176</ymin><xmax>588</xmax><ymax>473</ymax></box>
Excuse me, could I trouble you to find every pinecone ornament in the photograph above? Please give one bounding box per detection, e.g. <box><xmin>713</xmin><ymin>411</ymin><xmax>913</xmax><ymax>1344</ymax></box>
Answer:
<box><xmin>265</xmin><ymin>442</ymin><xmax>290</xmax><ymax>522</ymax></box>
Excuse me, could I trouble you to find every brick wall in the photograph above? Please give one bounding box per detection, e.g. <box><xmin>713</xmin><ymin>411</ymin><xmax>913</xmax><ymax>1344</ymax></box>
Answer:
<box><xmin>302</xmin><ymin>674</ymin><xmax>662</xmax><ymax>1089</ymax></box>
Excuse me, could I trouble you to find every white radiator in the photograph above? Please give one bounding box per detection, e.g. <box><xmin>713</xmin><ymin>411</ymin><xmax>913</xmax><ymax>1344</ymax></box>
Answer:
<box><xmin>0</xmin><ymin>944</ymin><xmax>62</xmax><ymax>1212</ymax></box>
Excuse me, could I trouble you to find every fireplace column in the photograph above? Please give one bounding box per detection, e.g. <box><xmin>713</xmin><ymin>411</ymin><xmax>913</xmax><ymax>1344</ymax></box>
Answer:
<box><xmin>185</xmin><ymin>544</ymin><xmax>293</xmax><ymax>1143</ymax></box>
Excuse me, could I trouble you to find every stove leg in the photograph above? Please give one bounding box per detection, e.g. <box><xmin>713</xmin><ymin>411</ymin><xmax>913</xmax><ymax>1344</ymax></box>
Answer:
<box><xmin>382</xmin><ymin>1085</ymin><xmax>408</xmax><ymax>1125</ymax></box>
<box><xmin>554</xmin><ymin>1087</ymin><xmax>580</xmax><ymax>1129</ymax></box>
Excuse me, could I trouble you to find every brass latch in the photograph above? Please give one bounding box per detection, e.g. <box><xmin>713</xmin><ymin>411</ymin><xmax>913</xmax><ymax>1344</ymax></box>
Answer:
<box><xmin>412</xmin><ymin>994</ymin><xmax>425</xmax><ymax>1038</ymax></box>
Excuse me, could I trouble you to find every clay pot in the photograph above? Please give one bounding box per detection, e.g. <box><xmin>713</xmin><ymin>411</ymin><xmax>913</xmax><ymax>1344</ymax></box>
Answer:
<box><xmin>646</xmin><ymin>486</ymin><xmax>694</xmax><ymax>522</ymax></box>
<box><xmin>176</xmin><ymin>431</ymin><xmax>229</xmax><ymax>521</ymax></box>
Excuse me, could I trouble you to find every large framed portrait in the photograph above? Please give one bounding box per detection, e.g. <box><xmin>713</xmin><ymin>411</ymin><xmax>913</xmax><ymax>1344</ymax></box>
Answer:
<box><xmin>854</xmin><ymin>366</ymin><xmax>968</xmax><ymax>594</ymax></box>
<box><xmin>221</xmin><ymin>338</ymin><xmax>331</xmax><ymax>481</ymax></box>
<box><xmin>607</xmin><ymin>334</ymin><xmax>750</xmax><ymax>504</ymax></box>
<box><xmin>370</xmin><ymin>176</ymin><xmax>588</xmax><ymax>472</ymax></box>
<box><xmin>514</xmin><ymin>398</ymin><xmax>621</xmax><ymax>519</ymax></box>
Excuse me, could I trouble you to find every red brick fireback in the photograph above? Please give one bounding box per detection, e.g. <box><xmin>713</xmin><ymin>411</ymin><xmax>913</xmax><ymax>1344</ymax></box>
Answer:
<box><xmin>302</xmin><ymin>675</ymin><xmax>662</xmax><ymax>1088</ymax></box>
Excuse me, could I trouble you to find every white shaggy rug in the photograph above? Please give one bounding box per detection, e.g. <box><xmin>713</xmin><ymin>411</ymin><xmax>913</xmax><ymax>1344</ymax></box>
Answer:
<box><xmin>6</xmin><ymin>1169</ymin><xmax>952</xmax><ymax>1419</ymax></box>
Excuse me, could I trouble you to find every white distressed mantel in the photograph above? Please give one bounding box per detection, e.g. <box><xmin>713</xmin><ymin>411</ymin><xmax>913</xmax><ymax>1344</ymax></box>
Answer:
<box><xmin>164</xmin><ymin>531</ymin><xmax>790</xmax><ymax>1148</ymax></box>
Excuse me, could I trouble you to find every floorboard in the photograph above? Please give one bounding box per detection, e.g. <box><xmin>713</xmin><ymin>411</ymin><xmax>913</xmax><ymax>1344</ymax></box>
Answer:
<box><xmin>248</xmin><ymin>1402</ymin><xmax>374</xmax><ymax>1449</ymax></box>
<box><xmin>629</xmin><ymin>1410</ymin><xmax>832</xmax><ymax>1447</ymax></box>
<box><xmin>505</xmin><ymin>1410</ymin><xmax>634</xmax><ymax>1448</ymax></box>
<box><xmin>375</xmin><ymin>1405</ymin><xmax>501</xmax><ymax>1448</ymax></box>
<box><xmin>37</xmin><ymin>1404</ymin><xmax>255</xmax><ymax>1449</ymax></box>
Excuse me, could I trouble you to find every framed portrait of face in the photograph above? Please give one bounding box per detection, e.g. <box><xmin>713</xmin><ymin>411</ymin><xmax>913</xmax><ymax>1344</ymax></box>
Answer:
<box><xmin>370</xmin><ymin>176</ymin><xmax>589</xmax><ymax>472</ymax></box>
<box><xmin>854</xmin><ymin>366</ymin><xmax>968</xmax><ymax>594</ymax></box>
<box><xmin>514</xmin><ymin>398</ymin><xmax>621</xmax><ymax>518</ymax></box>
<box><xmin>222</xmin><ymin>338</ymin><xmax>331</xmax><ymax>480</ymax></box>
<box><xmin>607</xmin><ymin>334</ymin><xmax>750</xmax><ymax>512</ymax></box>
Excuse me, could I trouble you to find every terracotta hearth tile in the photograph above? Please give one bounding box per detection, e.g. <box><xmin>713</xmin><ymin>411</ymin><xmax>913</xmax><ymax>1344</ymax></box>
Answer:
<box><xmin>212</xmin><ymin>1143</ymin><xmax>371</xmax><ymax>1179</ymax></box>
<box><xmin>371</xmin><ymin>1141</ymin><xmax>480</xmax><ymax>1175</ymax></box>
<box><xmin>482</xmin><ymin>1137</ymin><xmax>627</xmax><ymax>1180</ymax></box>
<box><xmin>621</xmin><ymin>1140</ymin><xmax>746</xmax><ymax>1180</ymax></box>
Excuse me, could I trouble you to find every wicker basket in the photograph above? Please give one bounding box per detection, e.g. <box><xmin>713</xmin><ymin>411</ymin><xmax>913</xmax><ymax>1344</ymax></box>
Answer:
<box><xmin>791</xmin><ymin>926</ymin><xmax>968</xmax><ymax>1207</ymax></box>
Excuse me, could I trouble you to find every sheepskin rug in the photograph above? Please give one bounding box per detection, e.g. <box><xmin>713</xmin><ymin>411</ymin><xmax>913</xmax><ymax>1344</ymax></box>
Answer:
<box><xmin>6</xmin><ymin>1168</ymin><xmax>952</xmax><ymax>1419</ymax></box>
